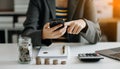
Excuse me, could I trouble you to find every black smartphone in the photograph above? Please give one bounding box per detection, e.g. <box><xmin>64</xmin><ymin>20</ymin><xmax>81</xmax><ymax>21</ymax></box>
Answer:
<box><xmin>50</xmin><ymin>19</ymin><xmax>64</xmax><ymax>30</ymax></box>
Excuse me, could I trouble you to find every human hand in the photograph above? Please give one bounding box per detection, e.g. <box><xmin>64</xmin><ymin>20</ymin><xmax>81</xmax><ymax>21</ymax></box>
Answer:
<box><xmin>42</xmin><ymin>22</ymin><xmax>67</xmax><ymax>39</ymax></box>
<box><xmin>65</xmin><ymin>19</ymin><xmax>86</xmax><ymax>34</ymax></box>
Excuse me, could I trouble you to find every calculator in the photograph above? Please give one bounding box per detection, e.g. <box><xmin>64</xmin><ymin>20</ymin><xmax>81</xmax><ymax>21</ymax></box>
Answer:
<box><xmin>78</xmin><ymin>53</ymin><xmax>104</xmax><ymax>62</ymax></box>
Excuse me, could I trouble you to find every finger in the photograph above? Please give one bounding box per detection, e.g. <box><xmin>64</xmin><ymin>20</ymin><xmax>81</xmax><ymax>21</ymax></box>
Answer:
<box><xmin>64</xmin><ymin>21</ymin><xmax>71</xmax><ymax>26</ymax></box>
<box><xmin>53</xmin><ymin>26</ymin><xmax>67</xmax><ymax>37</ymax></box>
<box><xmin>67</xmin><ymin>23</ymin><xmax>75</xmax><ymax>34</ymax></box>
<box><xmin>44</xmin><ymin>22</ymin><xmax>50</xmax><ymax>29</ymax></box>
<box><xmin>76</xmin><ymin>26</ymin><xmax>82</xmax><ymax>34</ymax></box>
<box><xmin>52</xmin><ymin>31</ymin><xmax>63</xmax><ymax>38</ymax></box>
<box><xmin>72</xmin><ymin>25</ymin><xmax>79</xmax><ymax>34</ymax></box>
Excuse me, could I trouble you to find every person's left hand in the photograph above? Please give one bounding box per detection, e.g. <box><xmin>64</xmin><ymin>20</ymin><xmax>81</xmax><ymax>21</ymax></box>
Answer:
<box><xmin>65</xmin><ymin>19</ymin><xmax>86</xmax><ymax>34</ymax></box>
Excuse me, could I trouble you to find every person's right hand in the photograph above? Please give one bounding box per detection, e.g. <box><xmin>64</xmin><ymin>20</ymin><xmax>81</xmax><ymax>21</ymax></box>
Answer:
<box><xmin>42</xmin><ymin>22</ymin><xmax>67</xmax><ymax>39</ymax></box>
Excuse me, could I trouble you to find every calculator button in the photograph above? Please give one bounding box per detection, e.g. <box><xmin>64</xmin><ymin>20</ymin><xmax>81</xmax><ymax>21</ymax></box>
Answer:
<box><xmin>78</xmin><ymin>53</ymin><xmax>104</xmax><ymax>62</ymax></box>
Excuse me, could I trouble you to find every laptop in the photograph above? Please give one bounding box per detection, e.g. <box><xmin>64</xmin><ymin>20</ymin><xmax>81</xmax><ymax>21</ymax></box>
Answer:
<box><xmin>96</xmin><ymin>47</ymin><xmax>120</xmax><ymax>60</ymax></box>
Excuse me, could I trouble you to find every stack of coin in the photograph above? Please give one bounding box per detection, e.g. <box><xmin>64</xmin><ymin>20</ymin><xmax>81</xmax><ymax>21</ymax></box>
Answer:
<box><xmin>61</xmin><ymin>61</ymin><xmax>66</xmax><ymax>65</ymax></box>
<box><xmin>45</xmin><ymin>58</ymin><xmax>50</xmax><ymax>65</ymax></box>
<box><xmin>53</xmin><ymin>59</ymin><xmax>58</xmax><ymax>65</ymax></box>
<box><xmin>36</xmin><ymin>56</ymin><xmax>41</xmax><ymax>65</ymax></box>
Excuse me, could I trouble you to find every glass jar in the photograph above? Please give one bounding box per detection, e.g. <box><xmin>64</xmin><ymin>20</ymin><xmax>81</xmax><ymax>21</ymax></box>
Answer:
<box><xmin>18</xmin><ymin>36</ymin><xmax>32</xmax><ymax>64</ymax></box>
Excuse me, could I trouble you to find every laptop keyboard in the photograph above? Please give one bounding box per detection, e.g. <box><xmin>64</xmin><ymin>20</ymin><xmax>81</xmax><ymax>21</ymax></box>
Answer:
<box><xmin>111</xmin><ymin>47</ymin><xmax>120</xmax><ymax>52</ymax></box>
<box><xmin>110</xmin><ymin>53</ymin><xmax>120</xmax><ymax>58</ymax></box>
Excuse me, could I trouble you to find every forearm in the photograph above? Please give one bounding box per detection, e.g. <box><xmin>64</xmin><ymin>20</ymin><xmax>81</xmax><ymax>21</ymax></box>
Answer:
<box><xmin>22</xmin><ymin>0</ymin><xmax>52</xmax><ymax>46</ymax></box>
<box><xmin>80</xmin><ymin>19</ymin><xmax>101</xmax><ymax>44</ymax></box>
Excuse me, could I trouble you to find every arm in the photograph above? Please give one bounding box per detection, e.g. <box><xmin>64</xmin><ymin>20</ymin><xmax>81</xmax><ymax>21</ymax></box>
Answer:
<box><xmin>22</xmin><ymin>0</ymin><xmax>52</xmax><ymax>46</ymax></box>
<box><xmin>80</xmin><ymin>0</ymin><xmax>101</xmax><ymax>44</ymax></box>
<box><xmin>66</xmin><ymin>0</ymin><xmax>101</xmax><ymax>44</ymax></box>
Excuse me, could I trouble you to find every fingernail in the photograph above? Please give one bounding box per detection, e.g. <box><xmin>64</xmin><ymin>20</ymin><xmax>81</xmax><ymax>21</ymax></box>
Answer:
<box><xmin>65</xmin><ymin>26</ymin><xmax>67</xmax><ymax>28</ymax></box>
<box><xmin>48</xmin><ymin>26</ymin><xmax>50</xmax><ymax>28</ymax></box>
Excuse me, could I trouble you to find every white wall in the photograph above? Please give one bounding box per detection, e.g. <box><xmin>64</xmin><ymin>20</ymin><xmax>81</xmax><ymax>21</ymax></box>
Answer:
<box><xmin>14</xmin><ymin>0</ymin><xmax>29</xmax><ymax>12</ymax></box>
<box><xmin>0</xmin><ymin>0</ymin><xmax>29</xmax><ymax>22</ymax></box>
<box><xmin>94</xmin><ymin>0</ymin><xmax>113</xmax><ymax>19</ymax></box>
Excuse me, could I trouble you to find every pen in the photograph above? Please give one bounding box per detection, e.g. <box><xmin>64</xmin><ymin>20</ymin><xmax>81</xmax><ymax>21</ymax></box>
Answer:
<box><xmin>62</xmin><ymin>45</ymin><xmax>65</xmax><ymax>54</ymax></box>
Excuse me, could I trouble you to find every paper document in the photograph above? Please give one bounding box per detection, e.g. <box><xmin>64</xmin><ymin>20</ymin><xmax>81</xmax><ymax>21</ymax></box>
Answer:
<box><xmin>38</xmin><ymin>45</ymin><xmax>70</xmax><ymax>58</ymax></box>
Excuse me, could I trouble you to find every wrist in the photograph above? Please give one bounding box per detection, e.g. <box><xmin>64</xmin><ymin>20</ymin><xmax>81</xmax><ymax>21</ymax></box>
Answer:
<box><xmin>73</xmin><ymin>19</ymin><xmax>86</xmax><ymax>29</ymax></box>
<box><xmin>80</xmin><ymin>19</ymin><xmax>88</xmax><ymax>33</ymax></box>
<box><xmin>79</xmin><ymin>19</ymin><xmax>86</xmax><ymax>29</ymax></box>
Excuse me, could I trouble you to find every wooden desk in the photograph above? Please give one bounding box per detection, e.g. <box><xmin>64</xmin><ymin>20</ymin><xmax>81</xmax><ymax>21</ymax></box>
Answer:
<box><xmin>0</xmin><ymin>42</ymin><xmax>120</xmax><ymax>69</ymax></box>
<box><xmin>0</xmin><ymin>12</ymin><xmax>26</xmax><ymax>27</ymax></box>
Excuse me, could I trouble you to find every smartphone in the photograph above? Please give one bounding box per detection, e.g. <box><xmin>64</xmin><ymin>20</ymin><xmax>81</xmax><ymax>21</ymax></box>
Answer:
<box><xmin>50</xmin><ymin>19</ymin><xmax>64</xmax><ymax>30</ymax></box>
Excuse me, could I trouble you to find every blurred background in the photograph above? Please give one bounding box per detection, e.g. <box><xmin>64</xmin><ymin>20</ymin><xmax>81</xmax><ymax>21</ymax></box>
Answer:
<box><xmin>0</xmin><ymin>0</ymin><xmax>120</xmax><ymax>43</ymax></box>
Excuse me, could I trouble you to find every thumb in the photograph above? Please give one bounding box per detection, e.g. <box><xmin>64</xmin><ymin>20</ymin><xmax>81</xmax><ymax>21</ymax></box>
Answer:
<box><xmin>44</xmin><ymin>22</ymin><xmax>50</xmax><ymax>29</ymax></box>
<box><xmin>64</xmin><ymin>21</ymin><xmax>71</xmax><ymax>26</ymax></box>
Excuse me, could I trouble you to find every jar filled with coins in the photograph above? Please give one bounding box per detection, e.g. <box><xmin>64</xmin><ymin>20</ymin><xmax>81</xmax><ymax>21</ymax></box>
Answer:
<box><xmin>18</xmin><ymin>36</ymin><xmax>33</xmax><ymax>64</ymax></box>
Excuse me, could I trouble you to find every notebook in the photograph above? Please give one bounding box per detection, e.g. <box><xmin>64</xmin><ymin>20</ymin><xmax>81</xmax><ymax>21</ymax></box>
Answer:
<box><xmin>96</xmin><ymin>47</ymin><xmax>120</xmax><ymax>60</ymax></box>
<box><xmin>38</xmin><ymin>45</ymin><xmax>70</xmax><ymax>58</ymax></box>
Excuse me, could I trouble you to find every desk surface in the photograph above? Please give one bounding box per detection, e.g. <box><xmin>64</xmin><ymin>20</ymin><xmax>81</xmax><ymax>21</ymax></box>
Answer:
<box><xmin>0</xmin><ymin>42</ymin><xmax>120</xmax><ymax>69</ymax></box>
